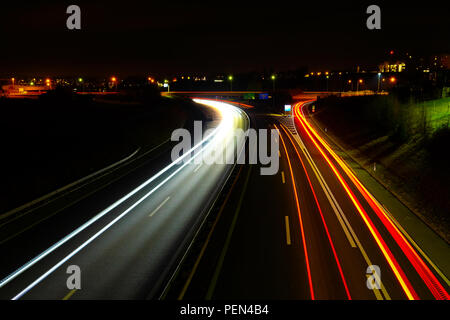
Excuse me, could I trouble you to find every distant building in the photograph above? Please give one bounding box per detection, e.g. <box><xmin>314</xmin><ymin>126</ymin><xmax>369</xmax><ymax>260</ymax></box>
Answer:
<box><xmin>432</xmin><ymin>54</ymin><xmax>449</xmax><ymax>70</ymax></box>
<box><xmin>378</xmin><ymin>61</ymin><xmax>406</xmax><ymax>73</ymax></box>
<box><xmin>1</xmin><ymin>85</ymin><xmax>48</xmax><ymax>96</ymax></box>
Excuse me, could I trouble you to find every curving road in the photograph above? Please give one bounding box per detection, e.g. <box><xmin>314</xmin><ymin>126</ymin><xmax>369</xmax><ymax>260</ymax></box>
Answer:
<box><xmin>170</xmin><ymin>99</ymin><xmax>450</xmax><ymax>300</ymax></box>
<box><xmin>0</xmin><ymin>99</ymin><xmax>249</xmax><ymax>300</ymax></box>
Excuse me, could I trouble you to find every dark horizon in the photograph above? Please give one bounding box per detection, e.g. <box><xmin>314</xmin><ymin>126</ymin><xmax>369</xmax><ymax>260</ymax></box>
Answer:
<box><xmin>0</xmin><ymin>1</ymin><xmax>449</xmax><ymax>77</ymax></box>
<box><xmin>1</xmin><ymin>0</ymin><xmax>450</xmax><ymax>305</ymax></box>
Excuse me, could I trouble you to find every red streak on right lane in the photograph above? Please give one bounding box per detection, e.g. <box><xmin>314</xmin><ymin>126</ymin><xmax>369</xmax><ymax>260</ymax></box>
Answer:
<box><xmin>293</xmin><ymin>101</ymin><xmax>418</xmax><ymax>300</ymax></box>
<box><xmin>279</xmin><ymin>124</ymin><xmax>351</xmax><ymax>300</ymax></box>
<box><xmin>296</xmin><ymin>100</ymin><xmax>450</xmax><ymax>300</ymax></box>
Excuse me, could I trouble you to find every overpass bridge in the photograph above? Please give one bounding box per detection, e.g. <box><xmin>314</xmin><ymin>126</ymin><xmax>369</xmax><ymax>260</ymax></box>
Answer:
<box><xmin>161</xmin><ymin>90</ymin><xmax>378</xmax><ymax>101</ymax></box>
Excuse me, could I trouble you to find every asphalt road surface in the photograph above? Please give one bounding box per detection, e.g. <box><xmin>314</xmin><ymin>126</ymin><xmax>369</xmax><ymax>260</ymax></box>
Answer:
<box><xmin>0</xmin><ymin>99</ymin><xmax>249</xmax><ymax>300</ymax></box>
<box><xmin>168</xmin><ymin>100</ymin><xmax>450</xmax><ymax>300</ymax></box>
<box><xmin>1</xmin><ymin>97</ymin><xmax>448</xmax><ymax>300</ymax></box>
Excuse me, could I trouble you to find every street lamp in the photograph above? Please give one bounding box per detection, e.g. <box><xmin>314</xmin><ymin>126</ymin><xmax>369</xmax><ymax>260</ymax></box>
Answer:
<box><xmin>228</xmin><ymin>75</ymin><xmax>233</xmax><ymax>91</ymax></box>
<box><xmin>111</xmin><ymin>76</ymin><xmax>117</xmax><ymax>91</ymax></box>
<box><xmin>271</xmin><ymin>74</ymin><xmax>276</xmax><ymax>92</ymax></box>
<box><xmin>164</xmin><ymin>79</ymin><xmax>170</xmax><ymax>92</ymax></box>
<box><xmin>348</xmin><ymin>79</ymin><xmax>352</xmax><ymax>91</ymax></box>
<box><xmin>357</xmin><ymin>79</ymin><xmax>363</xmax><ymax>93</ymax></box>
<box><xmin>377</xmin><ymin>73</ymin><xmax>382</xmax><ymax>93</ymax></box>
<box><xmin>271</xmin><ymin>74</ymin><xmax>276</xmax><ymax>108</ymax></box>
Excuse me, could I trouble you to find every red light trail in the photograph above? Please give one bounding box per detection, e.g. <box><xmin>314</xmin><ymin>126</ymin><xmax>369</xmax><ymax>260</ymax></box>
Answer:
<box><xmin>293</xmin><ymin>100</ymin><xmax>449</xmax><ymax>300</ymax></box>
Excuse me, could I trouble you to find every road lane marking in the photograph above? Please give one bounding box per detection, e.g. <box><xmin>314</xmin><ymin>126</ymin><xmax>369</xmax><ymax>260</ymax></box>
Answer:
<box><xmin>177</xmin><ymin>165</ymin><xmax>245</xmax><ymax>300</ymax></box>
<box><xmin>280</xmin><ymin>122</ymin><xmax>390</xmax><ymax>300</ymax></box>
<box><xmin>292</xmin><ymin>108</ymin><xmax>398</xmax><ymax>300</ymax></box>
<box><xmin>12</xmin><ymin>100</ymin><xmax>250</xmax><ymax>302</ymax></box>
<box><xmin>278</xmin><ymin>124</ymin><xmax>352</xmax><ymax>300</ymax></box>
<box><xmin>194</xmin><ymin>164</ymin><xmax>202</xmax><ymax>172</ymax></box>
<box><xmin>62</xmin><ymin>289</ymin><xmax>77</xmax><ymax>300</ymax></box>
<box><xmin>0</xmin><ymin>169</ymin><xmax>140</xmax><ymax>246</ymax></box>
<box><xmin>380</xmin><ymin>204</ymin><xmax>450</xmax><ymax>287</ymax></box>
<box><xmin>205</xmin><ymin>165</ymin><xmax>253</xmax><ymax>300</ymax></box>
<box><xmin>293</xmin><ymin>104</ymin><xmax>418</xmax><ymax>300</ymax></box>
<box><xmin>277</xmin><ymin>127</ymin><xmax>315</xmax><ymax>300</ymax></box>
<box><xmin>365</xmin><ymin>275</ymin><xmax>383</xmax><ymax>300</ymax></box>
<box><xmin>0</xmin><ymin>147</ymin><xmax>141</xmax><ymax>223</ymax></box>
<box><xmin>280</xmin><ymin>124</ymin><xmax>356</xmax><ymax>248</ymax></box>
<box><xmin>2</xmin><ymin>99</ymin><xmax>244</xmax><ymax>295</ymax></box>
<box><xmin>285</xmin><ymin>216</ymin><xmax>292</xmax><ymax>245</ymax></box>
<box><xmin>281</xmin><ymin>171</ymin><xmax>285</xmax><ymax>184</ymax></box>
<box><xmin>299</xmin><ymin>101</ymin><xmax>450</xmax><ymax>299</ymax></box>
<box><xmin>309</xmin><ymin>112</ymin><xmax>450</xmax><ymax>288</ymax></box>
<box><xmin>149</xmin><ymin>196</ymin><xmax>171</xmax><ymax>217</ymax></box>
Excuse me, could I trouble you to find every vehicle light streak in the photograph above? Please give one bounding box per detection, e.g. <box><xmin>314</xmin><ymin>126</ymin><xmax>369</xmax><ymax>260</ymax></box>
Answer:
<box><xmin>2</xmin><ymin>99</ymin><xmax>244</xmax><ymax>298</ymax></box>
<box><xmin>292</xmin><ymin>101</ymin><xmax>419</xmax><ymax>300</ymax></box>
<box><xmin>296</xmin><ymin>101</ymin><xmax>450</xmax><ymax>300</ymax></box>
<box><xmin>278</xmin><ymin>124</ymin><xmax>351</xmax><ymax>300</ymax></box>
<box><xmin>275</xmin><ymin>125</ymin><xmax>315</xmax><ymax>300</ymax></box>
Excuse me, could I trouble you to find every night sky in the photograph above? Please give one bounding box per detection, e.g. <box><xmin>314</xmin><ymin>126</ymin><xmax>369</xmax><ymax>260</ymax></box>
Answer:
<box><xmin>0</xmin><ymin>0</ymin><xmax>448</xmax><ymax>76</ymax></box>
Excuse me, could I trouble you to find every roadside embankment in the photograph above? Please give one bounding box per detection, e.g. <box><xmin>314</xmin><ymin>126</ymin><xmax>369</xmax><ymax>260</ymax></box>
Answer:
<box><xmin>313</xmin><ymin>95</ymin><xmax>450</xmax><ymax>241</ymax></box>
<box><xmin>0</xmin><ymin>92</ymin><xmax>197</xmax><ymax>213</ymax></box>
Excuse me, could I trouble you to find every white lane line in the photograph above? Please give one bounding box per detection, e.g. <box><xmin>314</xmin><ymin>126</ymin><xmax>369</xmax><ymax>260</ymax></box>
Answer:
<box><xmin>285</xmin><ymin>216</ymin><xmax>291</xmax><ymax>245</ymax></box>
<box><xmin>0</xmin><ymin>147</ymin><xmax>141</xmax><ymax>223</ymax></box>
<box><xmin>194</xmin><ymin>164</ymin><xmax>202</xmax><ymax>172</ymax></box>
<box><xmin>11</xmin><ymin>155</ymin><xmax>197</xmax><ymax>300</ymax></box>
<box><xmin>282</xmin><ymin>120</ymin><xmax>390</xmax><ymax>300</ymax></box>
<box><xmin>5</xmin><ymin>99</ymin><xmax>243</xmax><ymax>298</ymax></box>
<box><xmin>149</xmin><ymin>197</ymin><xmax>171</xmax><ymax>217</ymax></box>
<box><xmin>286</xmin><ymin>124</ymin><xmax>357</xmax><ymax>248</ymax></box>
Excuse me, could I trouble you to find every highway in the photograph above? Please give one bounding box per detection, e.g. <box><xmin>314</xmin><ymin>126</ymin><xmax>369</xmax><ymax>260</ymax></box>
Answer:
<box><xmin>168</xmin><ymin>100</ymin><xmax>450</xmax><ymax>300</ymax></box>
<box><xmin>0</xmin><ymin>99</ymin><xmax>249</xmax><ymax>299</ymax></box>
<box><xmin>1</xmin><ymin>96</ymin><xmax>449</xmax><ymax>300</ymax></box>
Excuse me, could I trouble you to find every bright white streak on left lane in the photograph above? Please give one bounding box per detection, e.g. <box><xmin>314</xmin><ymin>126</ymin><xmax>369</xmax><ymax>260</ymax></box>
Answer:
<box><xmin>2</xmin><ymin>99</ymin><xmax>244</xmax><ymax>299</ymax></box>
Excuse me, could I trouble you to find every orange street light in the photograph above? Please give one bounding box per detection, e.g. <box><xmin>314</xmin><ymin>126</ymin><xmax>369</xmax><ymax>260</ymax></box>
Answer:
<box><xmin>390</xmin><ymin>76</ymin><xmax>396</xmax><ymax>83</ymax></box>
<box><xmin>110</xmin><ymin>76</ymin><xmax>118</xmax><ymax>91</ymax></box>
<box><xmin>356</xmin><ymin>79</ymin><xmax>363</xmax><ymax>92</ymax></box>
